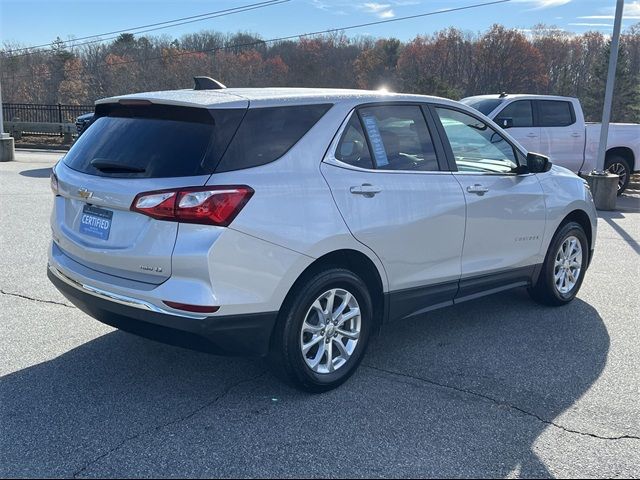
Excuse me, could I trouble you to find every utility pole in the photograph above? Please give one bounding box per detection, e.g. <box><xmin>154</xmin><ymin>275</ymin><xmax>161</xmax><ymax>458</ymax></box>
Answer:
<box><xmin>0</xmin><ymin>71</ymin><xmax>16</xmax><ymax>162</ymax></box>
<box><xmin>587</xmin><ymin>0</ymin><xmax>624</xmax><ymax>210</ymax></box>
<box><xmin>596</xmin><ymin>0</ymin><xmax>625</xmax><ymax>172</ymax></box>
<box><xmin>0</xmin><ymin>76</ymin><xmax>4</xmax><ymax>134</ymax></box>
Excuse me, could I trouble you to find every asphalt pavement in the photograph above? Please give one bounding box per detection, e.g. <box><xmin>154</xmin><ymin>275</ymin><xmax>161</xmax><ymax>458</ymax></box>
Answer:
<box><xmin>1</xmin><ymin>150</ymin><xmax>639</xmax><ymax>478</ymax></box>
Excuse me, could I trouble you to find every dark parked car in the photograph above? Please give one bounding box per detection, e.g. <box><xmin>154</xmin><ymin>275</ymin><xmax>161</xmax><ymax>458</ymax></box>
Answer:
<box><xmin>75</xmin><ymin>113</ymin><xmax>94</xmax><ymax>136</ymax></box>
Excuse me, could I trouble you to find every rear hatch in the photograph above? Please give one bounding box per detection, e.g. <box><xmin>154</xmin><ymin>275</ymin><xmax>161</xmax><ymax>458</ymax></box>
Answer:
<box><xmin>52</xmin><ymin>100</ymin><xmax>247</xmax><ymax>285</ymax></box>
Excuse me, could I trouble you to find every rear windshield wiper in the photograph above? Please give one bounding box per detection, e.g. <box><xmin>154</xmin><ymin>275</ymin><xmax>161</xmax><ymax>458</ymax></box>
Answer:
<box><xmin>90</xmin><ymin>158</ymin><xmax>146</xmax><ymax>173</ymax></box>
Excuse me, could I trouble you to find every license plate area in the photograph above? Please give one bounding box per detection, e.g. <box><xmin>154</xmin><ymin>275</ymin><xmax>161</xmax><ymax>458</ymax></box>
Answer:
<box><xmin>79</xmin><ymin>204</ymin><xmax>113</xmax><ymax>240</ymax></box>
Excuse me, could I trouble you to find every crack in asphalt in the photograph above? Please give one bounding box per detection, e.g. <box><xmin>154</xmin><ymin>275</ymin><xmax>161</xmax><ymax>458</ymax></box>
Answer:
<box><xmin>364</xmin><ymin>364</ymin><xmax>640</xmax><ymax>442</ymax></box>
<box><xmin>72</xmin><ymin>370</ymin><xmax>268</xmax><ymax>479</ymax></box>
<box><xmin>0</xmin><ymin>288</ymin><xmax>75</xmax><ymax>308</ymax></box>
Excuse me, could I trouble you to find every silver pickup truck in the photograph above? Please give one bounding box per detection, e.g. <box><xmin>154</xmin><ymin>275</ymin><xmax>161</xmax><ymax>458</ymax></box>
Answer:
<box><xmin>461</xmin><ymin>94</ymin><xmax>640</xmax><ymax>194</ymax></box>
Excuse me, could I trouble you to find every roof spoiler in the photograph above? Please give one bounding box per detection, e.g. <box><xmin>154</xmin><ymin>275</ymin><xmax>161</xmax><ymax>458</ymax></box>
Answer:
<box><xmin>193</xmin><ymin>76</ymin><xmax>226</xmax><ymax>90</ymax></box>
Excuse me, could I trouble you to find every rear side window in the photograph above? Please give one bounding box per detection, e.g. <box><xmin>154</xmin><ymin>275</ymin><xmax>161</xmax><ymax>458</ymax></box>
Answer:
<box><xmin>63</xmin><ymin>104</ymin><xmax>244</xmax><ymax>178</ymax></box>
<box><xmin>358</xmin><ymin>105</ymin><xmax>439</xmax><ymax>171</ymax></box>
<box><xmin>537</xmin><ymin>100</ymin><xmax>574</xmax><ymax>127</ymax></box>
<box><xmin>336</xmin><ymin>105</ymin><xmax>439</xmax><ymax>172</ymax></box>
<box><xmin>335</xmin><ymin>114</ymin><xmax>373</xmax><ymax>169</ymax></box>
<box><xmin>215</xmin><ymin>104</ymin><xmax>333</xmax><ymax>172</ymax></box>
<box><xmin>496</xmin><ymin>100</ymin><xmax>533</xmax><ymax>127</ymax></box>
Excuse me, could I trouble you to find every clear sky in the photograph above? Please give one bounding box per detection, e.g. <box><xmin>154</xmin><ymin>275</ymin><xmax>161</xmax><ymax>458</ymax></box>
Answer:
<box><xmin>1</xmin><ymin>0</ymin><xmax>639</xmax><ymax>49</ymax></box>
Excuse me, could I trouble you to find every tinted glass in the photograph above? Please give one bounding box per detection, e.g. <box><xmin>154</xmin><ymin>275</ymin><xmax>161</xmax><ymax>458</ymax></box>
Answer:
<box><xmin>496</xmin><ymin>100</ymin><xmax>534</xmax><ymax>127</ymax></box>
<box><xmin>216</xmin><ymin>104</ymin><xmax>333</xmax><ymax>172</ymax></box>
<box><xmin>538</xmin><ymin>100</ymin><xmax>574</xmax><ymax>127</ymax></box>
<box><xmin>356</xmin><ymin>105</ymin><xmax>439</xmax><ymax>171</ymax></box>
<box><xmin>461</xmin><ymin>98</ymin><xmax>503</xmax><ymax>115</ymax></box>
<box><xmin>335</xmin><ymin>114</ymin><xmax>373</xmax><ymax>169</ymax></box>
<box><xmin>435</xmin><ymin>107</ymin><xmax>518</xmax><ymax>173</ymax></box>
<box><xmin>63</xmin><ymin>105</ymin><xmax>244</xmax><ymax>178</ymax></box>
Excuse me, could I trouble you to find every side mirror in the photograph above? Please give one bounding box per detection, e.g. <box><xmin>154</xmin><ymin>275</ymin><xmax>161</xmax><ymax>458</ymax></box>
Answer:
<box><xmin>526</xmin><ymin>152</ymin><xmax>552</xmax><ymax>173</ymax></box>
<box><xmin>496</xmin><ymin>117</ymin><xmax>513</xmax><ymax>129</ymax></box>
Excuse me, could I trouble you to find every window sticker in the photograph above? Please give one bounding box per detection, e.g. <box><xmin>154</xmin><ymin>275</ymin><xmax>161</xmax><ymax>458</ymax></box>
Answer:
<box><xmin>360</xmin><ymin>113</ymin><xmax>389</xmax><ymax>167</ymax></box>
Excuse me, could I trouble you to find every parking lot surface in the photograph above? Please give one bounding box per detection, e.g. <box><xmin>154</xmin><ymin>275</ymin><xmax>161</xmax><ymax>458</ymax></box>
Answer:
<box><xmin>1</xmin><ymin>150</ymin><xmax>639</xmax><ymax>478</ymax></box>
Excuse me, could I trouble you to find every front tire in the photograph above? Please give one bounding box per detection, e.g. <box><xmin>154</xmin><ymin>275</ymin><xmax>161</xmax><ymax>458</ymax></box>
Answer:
<box><xmin>270</xmin><ymin>268</ymin><xmax>373</xmax><ymax>393</ymax></box>
<box><xmin>529</xmin><ymin>222</ymin><xmax>589</xmax><ymax>306</ymax></box>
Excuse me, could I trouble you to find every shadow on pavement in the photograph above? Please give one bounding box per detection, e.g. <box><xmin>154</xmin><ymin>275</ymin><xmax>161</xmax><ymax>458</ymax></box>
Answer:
<box><xmin>599</xmin><ymin>214</ymin><xmax>640</xmax><ymax>254</ymax></box>
<box><xmin>0</xmin><ymin>290</ymin><xmax>609</xmax><ymax>477</ymax></box>
<box><xmin>19</xmin><ymin>167</ymin><xmax>53</xmax><ymax>178</ymax></box>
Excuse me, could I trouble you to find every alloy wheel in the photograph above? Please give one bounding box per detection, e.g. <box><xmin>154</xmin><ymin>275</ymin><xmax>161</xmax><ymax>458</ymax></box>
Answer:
<box><xmin>554</xmin><ymin>235</ymin><xmax>583</xmax><ymax>295</ymax></box>
<box><xmin>608</xmin><ymin>161</ymin><xmax>628</xmax><ymax>192</ymax></box>
<box><xmin>299</xmin><ymin>288</ymin><xmax>361</xmax><ymax>374</ymax></box>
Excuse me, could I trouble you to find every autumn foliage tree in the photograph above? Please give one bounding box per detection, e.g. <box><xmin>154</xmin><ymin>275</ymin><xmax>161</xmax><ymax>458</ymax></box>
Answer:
<box><xmin>469</xmin><ymin>24</ymin><xmax>548</xmax><ymax>94</ymax></box>
<box><xmin>354</xmin><ymin>38</ymin><xmax>402</xmax><ymax>89</ymax></box>
<box><xmin>57</xmin><ymin>58</ymin><xmax>88</xmax><ymax>107</ymax></box>
<box><xmin>397</xmin><ymin>29</ymin><xmax>472</xmax><ymax>98</ymax></box>
<box><xmin>1</xmin><ymin>23</ymin><xmax>639</xmax><ymax>122</ymax></box>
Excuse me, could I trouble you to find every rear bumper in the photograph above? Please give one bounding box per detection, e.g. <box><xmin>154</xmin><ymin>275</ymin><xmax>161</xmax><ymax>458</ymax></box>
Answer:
<box><xmin>48</xmin><ymin>266</ymin><xmax>278</xmax><ymax>357</ymax></box>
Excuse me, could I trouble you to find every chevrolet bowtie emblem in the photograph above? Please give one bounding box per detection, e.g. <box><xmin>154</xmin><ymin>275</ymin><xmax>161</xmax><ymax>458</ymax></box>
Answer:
<box><xmin>78</xmin><ymin>187</ymin><xmax>93</xmax><ymax>199</ymax></box>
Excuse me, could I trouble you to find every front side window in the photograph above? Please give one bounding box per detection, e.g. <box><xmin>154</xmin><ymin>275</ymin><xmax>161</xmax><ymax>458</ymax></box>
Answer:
<box><xmin>435</xmin><ymin>107</ymin><xmax>518</xmax><ymax>174</ymax></box>
<box><xmin>537</xmin><ymin>100</ymin><xmax>574</xmax><ymax>127</ymax></box>
<box><xmin>496</xmin><ymin>100</ymin><xmax>534</xmax><ymax>127</ymax></box>
<box><xmin>336</xmin><ymin>105</ymin><xmax>439</xmax><ymax>172</ymax></box>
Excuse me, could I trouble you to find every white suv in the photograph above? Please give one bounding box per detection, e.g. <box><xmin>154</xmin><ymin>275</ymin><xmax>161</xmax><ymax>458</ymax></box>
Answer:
<box><xmin>48</xmin><ymin>85</ymin><xmax>597</xmax><ymax>392</ymax></box>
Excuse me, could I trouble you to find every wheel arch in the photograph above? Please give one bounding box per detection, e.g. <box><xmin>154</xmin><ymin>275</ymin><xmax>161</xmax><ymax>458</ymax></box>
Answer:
<box><xmin>606</xmin><ymin>146</ymin><xmax>635</xmax><ymax>171</ymax></box>
<box><xmin>557</xmin><ymin>209</ymin><xmax>593</xmax><ymax>265</ymax></box>
<box><xmin>278</xmin><ymin>249</ymin><xmax>386</xmax><ymax>333</ymax></box>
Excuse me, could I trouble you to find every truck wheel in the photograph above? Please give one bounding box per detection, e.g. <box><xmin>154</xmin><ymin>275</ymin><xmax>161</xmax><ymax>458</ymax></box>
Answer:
<box><xmin>605</xmin><ymin>155</ymin><xmax>631</xmax><ymax>195</ymax></box>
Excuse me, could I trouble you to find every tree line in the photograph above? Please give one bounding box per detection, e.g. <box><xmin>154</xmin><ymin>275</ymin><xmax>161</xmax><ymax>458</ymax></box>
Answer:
<box><xmin>2</xmin><ymin>23</ymin><xmax>639</xmax><ymax>122</ymax></box>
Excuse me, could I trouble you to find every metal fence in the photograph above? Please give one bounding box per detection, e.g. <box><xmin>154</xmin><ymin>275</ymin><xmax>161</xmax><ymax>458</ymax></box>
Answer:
<box><xmin>2</xmin><ymin>103</ymin><xmax>94</xmax><ymax>124</ymax></box>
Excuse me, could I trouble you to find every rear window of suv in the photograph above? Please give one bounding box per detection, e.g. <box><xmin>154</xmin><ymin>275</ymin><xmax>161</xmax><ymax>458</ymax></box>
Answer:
<box><xmin>63</xmin><ymin>102</ymin><xmax>332</xmax><ymax>178</ymax></box>
<box><xmin>63</xmin><ymin>103</ymin><xmax>245</xmax><ymax>178</ymax></box>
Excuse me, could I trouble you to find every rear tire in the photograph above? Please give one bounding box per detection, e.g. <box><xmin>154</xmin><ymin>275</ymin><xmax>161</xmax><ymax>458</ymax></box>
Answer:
<box><xmin>528</xmin><ymin>222</ymin><xmax>589</xmax><ymax>306</ymax></box>
<box><xmin>270</xmin><ymin>268</ymin><xmax>373</xmax><ymax>393</ymax></box>
<box><xmin>605</xmin><ymin>155</ymin><xmax>631</xmax><ymax>195</ymax></box>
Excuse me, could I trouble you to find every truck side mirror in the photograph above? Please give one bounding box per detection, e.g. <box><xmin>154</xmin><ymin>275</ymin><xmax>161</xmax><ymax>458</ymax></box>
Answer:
<box><xmin>526</xmin><ymin>152</ymin><xmax>552</xmax><ymax>173</ymax></box>
<box><xmin>496</xmin><ymin>117</ymin><xmax>513</xmax><ymax>129</ymax></box>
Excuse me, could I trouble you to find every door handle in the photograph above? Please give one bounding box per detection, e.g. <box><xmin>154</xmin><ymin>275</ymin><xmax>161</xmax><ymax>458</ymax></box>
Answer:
<box><xmin>467</xmin><ymin>184</ymin><xmax>489</xmax><ymax>195</ymax></box>
<box><xmin>571</xmin><ymin>132</ymin><xmax>582</xmax><ymax>137</ymax></box>
<box><xmin>526</xmin><ymin>133</ymin><xmax>538</xmax><ymax>138</ymax></box>
<box><xmin>350</xmin><ymin>184</ymin><xmax>381</xmax><ymax>197</ymax></box>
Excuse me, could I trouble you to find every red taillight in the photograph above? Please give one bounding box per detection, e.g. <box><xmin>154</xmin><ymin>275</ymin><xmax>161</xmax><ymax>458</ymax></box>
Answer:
<box><xmin>131</xmin><ymin>186</ymin><xmax>253</xmax><ymax>226</ymax></box>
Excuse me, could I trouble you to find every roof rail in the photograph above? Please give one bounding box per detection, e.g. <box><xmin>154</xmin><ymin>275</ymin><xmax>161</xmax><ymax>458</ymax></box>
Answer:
<box><xmin>193</xmin><ymin>76</ymin><xmax>226</xmax><ymax>90</ymax></box>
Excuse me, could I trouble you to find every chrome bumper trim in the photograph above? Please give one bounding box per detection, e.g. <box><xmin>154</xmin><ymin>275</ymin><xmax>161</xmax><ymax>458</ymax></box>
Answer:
<box><xmin>48</xmin><ymin>263</ymin><xmax>206</xmax><ymax>320</ymax></box>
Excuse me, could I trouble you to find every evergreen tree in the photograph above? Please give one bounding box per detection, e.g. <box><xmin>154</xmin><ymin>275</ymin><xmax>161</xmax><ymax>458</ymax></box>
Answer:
<box><xmin>583</xmin><ymin>41</ymin><xmax>640</xmax><ymax>123</ymax></box>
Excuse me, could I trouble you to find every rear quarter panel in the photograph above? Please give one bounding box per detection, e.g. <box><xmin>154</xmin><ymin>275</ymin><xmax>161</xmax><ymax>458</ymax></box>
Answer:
<box><xmin>203</xmin><ymin>102</ymin><xmax>390</xmax><ymax>303</ymax></box>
